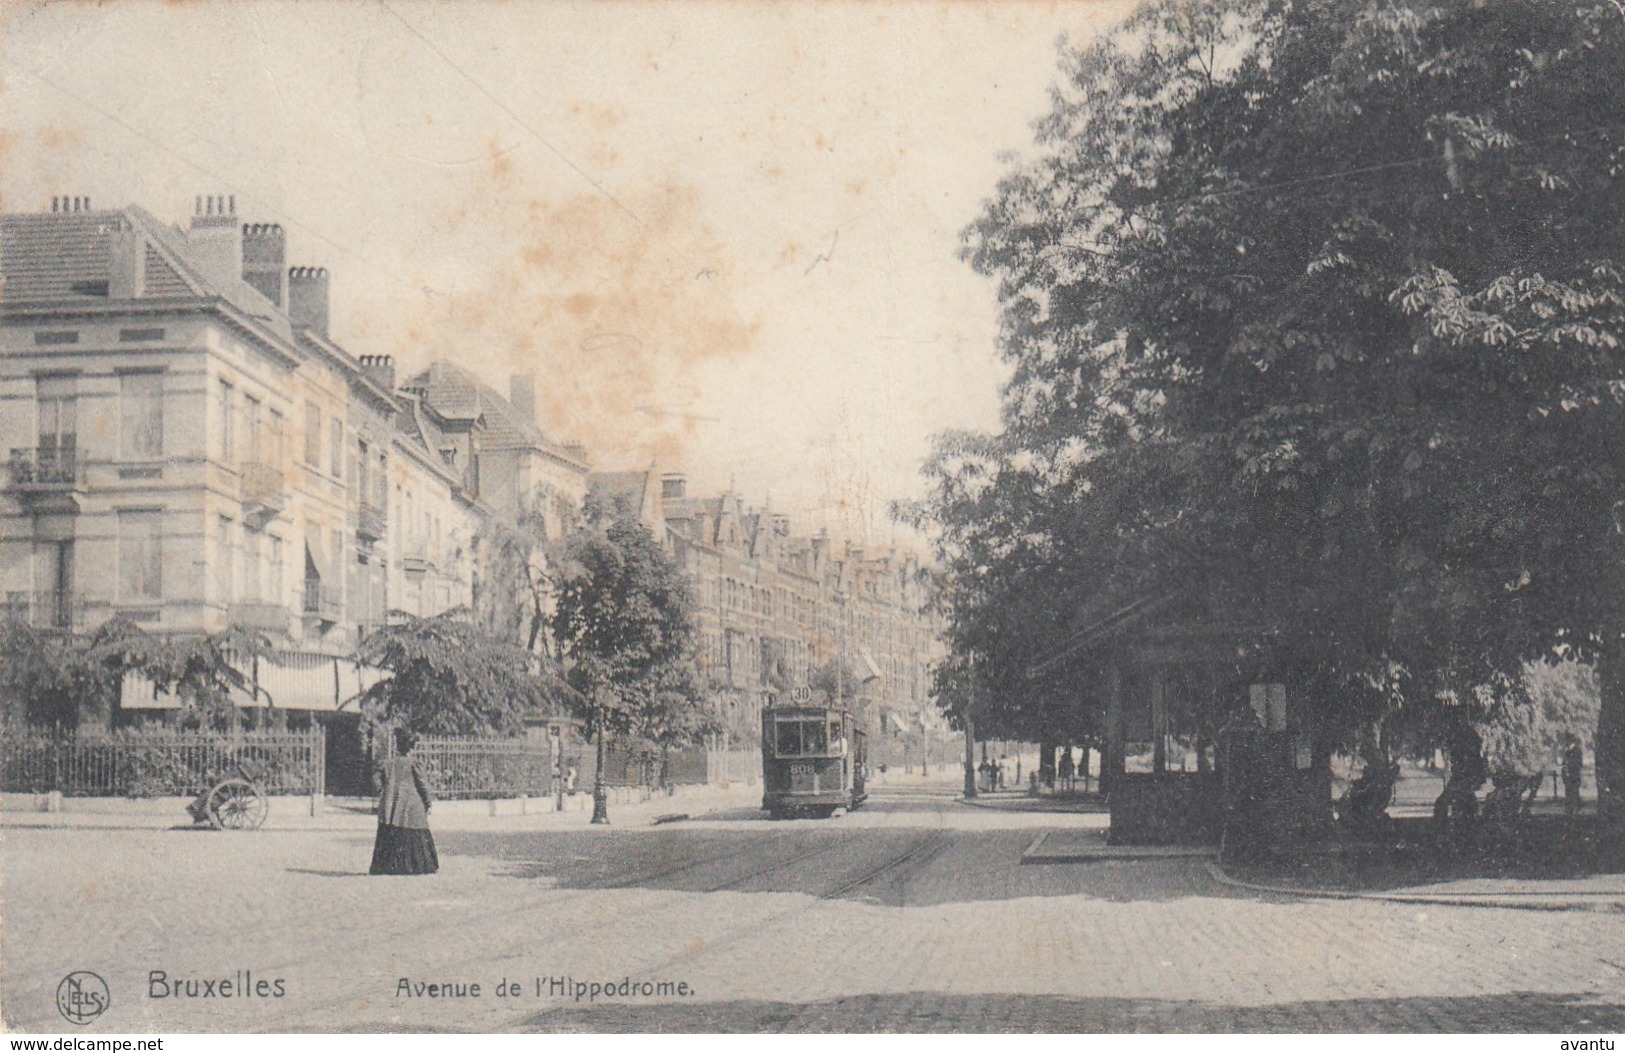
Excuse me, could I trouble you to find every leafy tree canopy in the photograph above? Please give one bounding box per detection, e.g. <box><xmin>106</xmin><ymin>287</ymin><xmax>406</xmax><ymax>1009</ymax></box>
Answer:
<box><xmin>919</xmin><ymin>0</ymin><xmax>1625</xmax><ymax>770</ymax></box>
<box><xmin>354</xmin><ymin>611</ymin><xmax>559</xmax><ymax>736</ymax></box>
<box><xmin>552</xmin><ymin>510</ymin><xmax>707</xmax><ymax>744</ymax></box>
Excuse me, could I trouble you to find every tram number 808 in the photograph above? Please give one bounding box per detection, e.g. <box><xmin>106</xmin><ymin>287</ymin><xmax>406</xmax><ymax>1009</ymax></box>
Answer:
<box><xmin>789</xmin><ymin>763</ymin><xmax>817</xmax><ymax>775</ymax></box>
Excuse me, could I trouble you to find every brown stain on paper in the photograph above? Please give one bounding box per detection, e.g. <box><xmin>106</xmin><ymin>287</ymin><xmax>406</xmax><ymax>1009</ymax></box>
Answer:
<box><xmin>404</xmin><ymin>145</ymin><xmax>761</xmax><ymax>470</ymax></box>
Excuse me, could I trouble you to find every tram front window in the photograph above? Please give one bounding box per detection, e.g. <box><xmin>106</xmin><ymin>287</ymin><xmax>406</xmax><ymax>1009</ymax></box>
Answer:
<box><xmin>774</xmin><ymin>716</ymin><xmax>830</xmax><ymax>757</ymax></box>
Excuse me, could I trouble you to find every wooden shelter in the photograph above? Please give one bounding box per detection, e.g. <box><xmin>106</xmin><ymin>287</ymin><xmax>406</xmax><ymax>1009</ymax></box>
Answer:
<box><xmin>1033</xmin><ymin>591</ymin><xmax>1333</xmax><ymax>848</ymax></box>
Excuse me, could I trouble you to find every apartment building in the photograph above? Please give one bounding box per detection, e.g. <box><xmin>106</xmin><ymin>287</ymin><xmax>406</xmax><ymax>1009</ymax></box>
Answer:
<box><xmin>589</xmin><ymin>470</ymin><xmax>945</xmax><ymax>749</ymax></box>
<box><xmin>0</xmin><ymin>197</ymin><xmax>489</xmax><ymax>736</ymax></box>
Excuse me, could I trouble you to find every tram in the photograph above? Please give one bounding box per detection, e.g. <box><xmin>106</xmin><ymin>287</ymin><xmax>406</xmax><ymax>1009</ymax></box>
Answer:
<box><xmin>760</xmin><ymin>704</ymin><xmax>867</xmax><ymax>819</ymax></box>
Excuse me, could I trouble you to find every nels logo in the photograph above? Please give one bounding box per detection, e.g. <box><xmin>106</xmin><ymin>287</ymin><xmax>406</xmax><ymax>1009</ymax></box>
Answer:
<box><xmin>57</xmin><ymin>971</ymin><xmax>110</xmax><ymax>1025</ymax></box>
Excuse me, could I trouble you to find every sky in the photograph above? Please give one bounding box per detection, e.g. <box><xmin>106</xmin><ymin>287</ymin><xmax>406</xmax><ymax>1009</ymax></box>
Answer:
<box><xmin>1</xmin><ymin>0</ymin><xmax>1138</xmax><ymax>547</ymax></box>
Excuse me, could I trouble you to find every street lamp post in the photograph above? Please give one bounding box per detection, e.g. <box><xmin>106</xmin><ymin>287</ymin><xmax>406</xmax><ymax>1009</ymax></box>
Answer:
<box><xmin>590</xmin><ymin>685</ymin><xmax>611</xmax><ymax>825</ymax></box>
<box><xmin>963</xmin><ymin>654</ymin><xmax>978</xmax><ymax>799</ymax></box>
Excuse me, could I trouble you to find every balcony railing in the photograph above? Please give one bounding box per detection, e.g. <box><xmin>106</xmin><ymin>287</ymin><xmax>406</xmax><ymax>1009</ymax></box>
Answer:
<box><xmin>240</xmin><ymin>462</ymin><xmax>288</xmax><ymax>523</ymax></box>
<box><xmin>228</xmin><ymin>601</ymin><xmax>289</xmax><ymax>633</ymax></box>
<box><xmin>301</xmin><ymin>580</ymin><xmax>342</xmax><ymax>622</ymax></box>
<box><xmin>4</xmin><ymin>590</ymin><xmax>81</xmax><ymax>630</ymax></box>
<box><xmin>7</xmin><ymin>448</ymin><xmax>82</xmax><ymax>490</ymax></box>
<box><xmin>356</xmin><ymin>501</ymin><xmax>387</xmax><ymax>542</ymax></box>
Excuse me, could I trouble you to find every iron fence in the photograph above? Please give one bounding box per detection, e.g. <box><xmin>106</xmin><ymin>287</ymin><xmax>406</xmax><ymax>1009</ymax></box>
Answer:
<box><xmin>410</xmin><ymin>736</ymin><xmax>556</xmax><ymax>799</ymax></box>
<box><xmin>1</xmin><ymin>728</ymin><xmax>326</xmax><ymax>797</ymax></box>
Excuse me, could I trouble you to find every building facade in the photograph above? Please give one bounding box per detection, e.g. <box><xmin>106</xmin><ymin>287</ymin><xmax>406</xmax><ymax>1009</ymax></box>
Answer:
<box><xmin>589</xmin><ymin>470</ymin><xmax>946</xmax><ymax>752</ymax></box>
<box><xmin>0</xmin><ymin>197</ymin><xmax>512</xmax><ymax>725</ymax></box>
<box><xmin>2</xmin><ymin>192</ymin><xmax>940</xmax><ymax>777</ymax></box>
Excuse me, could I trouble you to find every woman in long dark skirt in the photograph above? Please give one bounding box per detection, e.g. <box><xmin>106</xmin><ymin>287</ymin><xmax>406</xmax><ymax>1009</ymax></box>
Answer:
<box><xmin>370</xmin><ymin>728</ymin><xmax>438</xmax><ymax>875</ymax></box>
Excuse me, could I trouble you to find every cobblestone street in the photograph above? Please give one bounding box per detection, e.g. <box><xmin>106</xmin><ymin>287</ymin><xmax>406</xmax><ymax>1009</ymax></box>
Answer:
<box><xmin>3</xmin><ymin>788</ymin><xmax>1622</xmax><ymax>1033</ymax></box>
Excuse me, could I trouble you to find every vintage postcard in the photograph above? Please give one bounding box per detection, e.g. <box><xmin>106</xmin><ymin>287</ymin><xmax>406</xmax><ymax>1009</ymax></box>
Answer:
<box><xmin>3</xmin><ymin>0</ymin><xmax>1624</xmax><ymax>1039</ymax></box>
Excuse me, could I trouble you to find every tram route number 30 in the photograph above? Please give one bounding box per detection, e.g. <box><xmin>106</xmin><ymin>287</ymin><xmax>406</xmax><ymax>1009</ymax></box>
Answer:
<box><xmin>789</xmin><ymin>763</ymin><xmax>817</xmax><ymax>775</ymax></box>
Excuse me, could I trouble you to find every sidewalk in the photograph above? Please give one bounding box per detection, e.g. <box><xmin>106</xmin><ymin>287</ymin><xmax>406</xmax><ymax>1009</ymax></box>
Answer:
<box><xmin>0</xmin><ymin>783</ymin><xmax>764</xmax><ymax>834</ymax></box>
<box><xmin>1208</xmin><ymin>860</ymin><xmax>1625</xmax><ymax>912</ymax></box>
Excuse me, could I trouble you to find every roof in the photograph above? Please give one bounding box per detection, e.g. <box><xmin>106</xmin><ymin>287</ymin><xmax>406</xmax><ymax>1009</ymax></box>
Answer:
<box><xmin>393</xmin><ymin>393</ymin><xmax>466</xmax><ymax>490</ymax></box>
<box><xmin>1</xmin><ymin>206</ymin><xmax>294</xmax><ymax>344</ymax></box>
<box><xmin>401</xmin><ymin>360</ymin><xmax>586</xmax><ymax>467</ymax></box>
<box><xmin>587</xmin><ymin>470</ymin><xmax>655</xmax><ymax>522</ymax></box>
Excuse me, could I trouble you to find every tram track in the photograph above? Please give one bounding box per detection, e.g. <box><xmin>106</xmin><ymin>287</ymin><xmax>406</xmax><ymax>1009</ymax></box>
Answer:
<box><xmin>267</xmin><ymin>822</ymin><xmax>874</xmax><ymax>1025</ymax></box>
<box><xmin>513</xmin><ymin>818</ymin><xmax>961</xmax><ymax>1029</ymax></box>
<box><xmin>819</xmin><ymin>828</ymin><xmax>952</xmax><ymax>901</ymax></box>
<box><xmin>214</xmin><ymin>797</ymin><xmax>954</xmax><ymax>1028</ymax></box>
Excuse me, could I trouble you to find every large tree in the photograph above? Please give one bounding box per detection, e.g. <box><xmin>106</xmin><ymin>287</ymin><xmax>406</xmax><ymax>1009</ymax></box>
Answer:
<box><xmin>354</xmin><ymin>611</ymin><xmax>555</xmax><ymax>736</ymax></box>
<box><xmin>926</xmin><ymin>0</ymin><xmax>1625</xmax><ymax>826</ymax></box>
<box><xmin>552</xmin><ymin>502</ymin><xmax>704</xmax><ymax>822</ymax></box>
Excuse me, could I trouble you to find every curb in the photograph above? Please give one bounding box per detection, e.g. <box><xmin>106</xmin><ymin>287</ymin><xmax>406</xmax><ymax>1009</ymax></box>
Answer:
<box><xmin>954</xmin><ymin>795</ymin><xmax>1110</xmax><ymax>815</ymax></box>
<box><xmin>1204</xmin><ymin>860</ymin><xmax>1625</xmax><ymax>913</ymax></box>
<box><xmin>1020</xmin><ymin>830</ymin><xmax>1217</xmax><ymax>864</ymax></box>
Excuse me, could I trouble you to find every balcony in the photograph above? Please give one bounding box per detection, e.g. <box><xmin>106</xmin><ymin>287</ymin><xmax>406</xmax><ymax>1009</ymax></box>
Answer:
<box><xmin>228</xmin><ymin>601</ymin><xmax>289</xmax><ymax>634</ymax></box>
<box><xmin>301</xmin><ymin>580</ymin><xmax>342</xmax><ymax>623</ymax></box>
<box><xmin>356</xmin><ymin>501</ymin><xmax>387</xmax><ymax>542</ymax></box>
<box><xmin>400</xmin><ymin>538</ymin><xmax>431</xmax><ymax>574</ymax></box>
<box><xmin>4</xmin><ymin>590</ymin><xmax>82</xmax><ymax>631</ymax></box>
<box><xmin>240</xmin><ymin>462</ymin><xmax>288</xmax><ymax>526</ymax></box>
<box><xmin>6</xmin><ymin>449</ymin><xmax>84</xmax><ymax>511</ymax></box>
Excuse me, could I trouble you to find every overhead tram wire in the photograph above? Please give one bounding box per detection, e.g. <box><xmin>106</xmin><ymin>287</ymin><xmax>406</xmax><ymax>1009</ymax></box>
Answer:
<box><xmin>17</xmin><ymin>65</ymin><xmax>453</xmax><ymax>304</ymax></box>
<box><xmin>373</xmin><ymin>0</ymin><xmax>662</xmax><ymax>246</ymax></box>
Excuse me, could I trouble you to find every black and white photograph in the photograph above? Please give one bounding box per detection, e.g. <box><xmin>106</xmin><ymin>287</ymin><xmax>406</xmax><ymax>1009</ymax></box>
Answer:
<box><xmin>2</xmin><ymin>0</ymin><xmax>1624</xmax><ymax>1038</ymax></box>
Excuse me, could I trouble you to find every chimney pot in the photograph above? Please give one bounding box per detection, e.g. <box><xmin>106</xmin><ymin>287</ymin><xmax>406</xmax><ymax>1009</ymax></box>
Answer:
<box><xmin>288</xmin><ymin>265</ymin><xmax>331</xmax><ymax>338</ymax></box>
<box><xmin>242</xmin><ymin>221</ymin><xmax>288</xmax><ymax>308</ymax></box>
<box><xmin>360</xmin><ymin>353</ymin><xmax>396</xmax><ymax>391</ymax></box>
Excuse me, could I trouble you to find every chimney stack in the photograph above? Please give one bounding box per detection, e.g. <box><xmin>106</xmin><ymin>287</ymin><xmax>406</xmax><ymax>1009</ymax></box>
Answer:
<box><xmin>660</xmin><ymin>473</ymin><xmax>687</xmax><ymax>501</ymax></box>
<box><xmin>108</xmin><ymin>219</ymin><xmax>148</xmax><ymax>300</ymax></box>
<box><xmin>509</xmin><ymin>373</ymin><xmax>537</xmax><ymax>427</ymax></box>
<box><xmin>359</xmin><ymin>354</ymin><xmax>396</xmax><ymax>392</ymax></box>
<box><xmin>187</xmin><ymin>194</ymin><xmax>242</xmax><ymax>291</ymax></box>
<box><xmin>288</xmin><ymin>266</ymin><xmax>330</xmax><ymax>338</ymax></box>
<box><xmin>50</xmin><ymin>196</ymin><xmax>94</xmax><ymax>213</ymax></box>
<box><xmin>241</xmin><ymin>223</ymin><xmax>287</xmax><ymax>307</ymax></box>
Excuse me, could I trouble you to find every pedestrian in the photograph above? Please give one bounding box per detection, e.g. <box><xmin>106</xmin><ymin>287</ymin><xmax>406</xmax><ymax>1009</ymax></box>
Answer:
<box><xmin>997</xmin><ymin>756</ymin><xmax>1008</xmax><ymax>791</ymax></box>
<box><xmin>1433</xmin><ymin>719</ymin><xmax>1486</xmax><ymax>837</ymax></box>
<box><xmin>1563</xmin><ymin>740</ymin><xmax>1584</xmax><ymax>818</ymax></box>
<box><xmin>370</xmin><ymin>728</ymin><xmax>438</xmax><ymax>876</ymax></box>
<box><xmin>1058</xmin><ymin>749</ymin><xmax>1075</xmax><ymax>793</ymax></box>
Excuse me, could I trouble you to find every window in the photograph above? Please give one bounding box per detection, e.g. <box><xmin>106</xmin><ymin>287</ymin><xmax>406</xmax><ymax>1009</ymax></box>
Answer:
<box><xmin>269</xmin><ymin>536</ymin><xmax>284</xmax><ymax>603</ymax></box>
<box><xmin>357</xmin><ymin>441</ymin><xmax>370</xmax><ymax>504</ymax></box>
<box><xmin>268</xmin><ymin>409</ymin><xmax>285</xmax><ymax>469</ymax></box>
<box><xmin>330</xmin><ymin>529</ymin><xmax>344</xmax><ymax>603</ymax></box>
<box><xmin>36</xmin><ymin>375</ymin><xmax>77</xmax><ymax>474</ymax></box>
<box><xmin>329</xmin><ymin>418</ymin><xmax>343</xmax><ymax>477</ymax></box>
<box><xmin>216</xmin><ymin>516</ymin><xmax>234</xmax><ymax>603</ymax></box>
<box><xmin>118</xmin><ymin>510</ymin><xmax>162</xmax><ymax>603</ymax></box>
<box><xmin>773</xmin><ymin>715</ymin><xmax>831</xmax><ymax>758</ymax></box>
<box><xmin>304</xmin><ymin>401</ymin><xmax>321</xmax><ymax>466</ymax></box>
<box><xmin>119</xmin><ymin>372</ymin><xmax>164</xmax><ymax>459</ymax></box>
<box><xmin>241</xmin><ymin>523</ymin><xmax>259</xmax><ymax>601</ymax></box>
<box><xmin>35</xmin><ymin>540</ymin><xmax>74</xmax><ymax>629</ymax></box>
<box><xmin>244</xmin><ymin>396</ymin><xmax>262</xmax><ymax>463</ymax></box>
<box><xmin>34</xmin><ymin>331</ymin><xmax>78</xmax><ymax>346</ymax></box>
<box><xmin>118</xmin><ymin>327</ymin><xmax>165</xmax><ymax>343</ymax></box>
<box><xmin>217</xmin><ymin>380</ymin><xmax>235</xmax><ymax>462</ymax></box>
